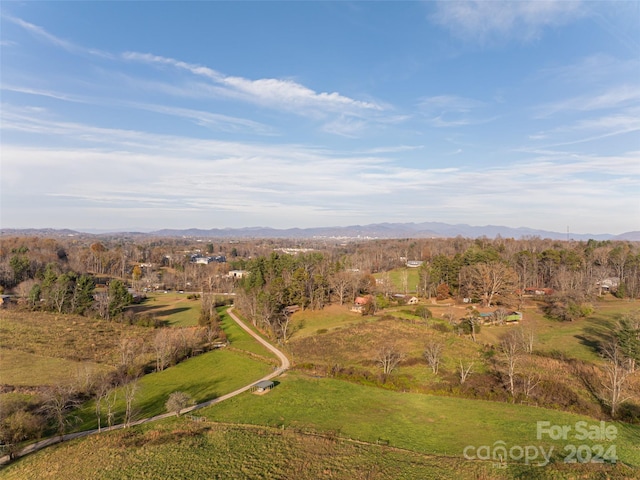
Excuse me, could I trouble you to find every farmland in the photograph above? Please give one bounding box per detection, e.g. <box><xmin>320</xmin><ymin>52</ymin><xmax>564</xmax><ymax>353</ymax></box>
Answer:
<box><xmin>3</xmin><ymin>374</ymin><xmax>639</xmax><ymax>479</ymax></box>
<box><xmin>0</xmin><ymin>420</ymin><xmax>534</xmax><ymax>480</ymax></box>
<box><xmin>1</xmin><ymin>235</ymin><xmax>639</xmax><ymax>478</ymax></box>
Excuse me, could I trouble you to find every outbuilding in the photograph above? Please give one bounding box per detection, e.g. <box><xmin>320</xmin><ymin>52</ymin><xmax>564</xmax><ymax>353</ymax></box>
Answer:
<box><xmin>253</xmin><ymin>380</ymin><xmax>275</xmax><ymax>393</ymax></box>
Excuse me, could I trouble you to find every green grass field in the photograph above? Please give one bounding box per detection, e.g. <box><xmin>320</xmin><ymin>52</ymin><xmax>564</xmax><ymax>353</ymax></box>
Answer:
<box><xmin>0</xmin><ymin>420</ymin><xmax>560</xmax><ymax>480</ymax></box>
<box><xmin>129</xmin><ymin>292</ymin><xmax>203</xmax><ymax>327</ymax></box>
<box><xmin>476</xmin><ymin>299</ymin><xmax>640</xmax><ymax>363</ymax></box>
<box><xmin>73</xmin><ymin>347</ymin><xmax>273</xmax><ymax>431</ymax></box>
<box><xmin>289</xmin><ymin>304</ymin><xmax>379</xmax><ymax>339</ymax></box>
<box><xmin>201</xmin><ymin>372</ymin><xmax>640</xmax><ymax>467</ymax></box>
<box><xmin>72</xmin><ymin>306</ymin><xmax>276</xmax><ymax>430</ymax></box>
<box><xmin>3</xmin><ymin>297</ymin><xmax>639</xmax><ymax>479</ymax></box>
<box><xmin>5</xmin><ymin>373</ymin><xmax>636</xmax><ymax>479</ymax></box>
<box><xmin>218</xmin><ymin>308</ymin><xmax>276</xmax><ymax>359</ymax></box>
<box><xmin>373</xmin><ymin>267</ymin><xmax>421</xmax><ymax>294</ymax></box>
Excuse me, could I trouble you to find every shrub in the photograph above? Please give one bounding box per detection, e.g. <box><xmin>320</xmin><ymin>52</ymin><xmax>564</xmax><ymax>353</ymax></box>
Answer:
<box><xmin>431</xmin><ymin>322</ymin><xmax>450</xmax><ymax>333</ymax></box>
<box><xmin>541</xmin><ymin>293</ymin><xmax>594</xmax><ymax>322</ymax></box>
<box><xmin>414</xmin><ymin>305</ymin><xmax>432</xmax><ymax>320</ymax></box>
<box><xmin>165</xmin><ymin>391</ymin><xmax>195</xmax><ymax>416</ymax></box>
<box><xmin>436</xmin><ymin>283</ymin><xmax>450</xmax><ymax>300</ymax></box>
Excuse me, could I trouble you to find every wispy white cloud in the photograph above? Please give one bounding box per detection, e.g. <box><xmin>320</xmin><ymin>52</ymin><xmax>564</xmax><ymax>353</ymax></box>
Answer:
<box><xmin>534</xmin><ymin>85</ymin><xmax>640</xmax><ymax>118</ymax></box>
<box><xmin>321</xmin><ymin>115</ymin><xmax>368</xmax><ymax>138</ymax></box>
<box><xmin>2</xmin><ymin>85</ymin><xmax>85</xmax><ymax>103</ymax></box>
<box><xmin>529</xmin><ymin>105</ymin><xmax>640</xmax><ymax>147</ymax></box>
<box><xmin>419</xmin><ymin>95</ymin><xmax>484</xmax><ymax>111</ymax></box>
<box><xmin>535</xmin><ymin>54</ymin><xmax>640</xmax><ymax>85</ymax></box>
<box><xmin>418</xmin><ymin>94</ymin><xmax>495</xmax><ymax>127</ymax></box>
<box><xmin>7</xmin><ymin>16</ymin><xmax>384</xmax><ymax>129</ymax></box>
<box><xmin>359</xmin><ymin>145</ymin><xmax>424</xmax><ymax>155</ymax></box>
<box><xmin>122</xmin><ymin>51</ymin><xmax>383</xmax><ymax>116</ymax></box>
<box><xmin>5</xmin><ymin>15</ymin><xmax>113</xmax><ymax>58</ymax></box>
<box><xmin>1</xmin><ymin>86</ymin><xmax>276</xmax><ymax>135</ymax></box>
<box><xmin>431</xmin><ymin>1</ymin><xmax>585</xmax><ymax>44</ymax></box>
<box><xmin>3</xmin><ymin>110</ymin><xmax>637</xmax><ymax>232</ymax></box>
<box><xmin>126</xmin><ymin>103</ymin><xmax>277</xmax><ymax>136</ymax></box>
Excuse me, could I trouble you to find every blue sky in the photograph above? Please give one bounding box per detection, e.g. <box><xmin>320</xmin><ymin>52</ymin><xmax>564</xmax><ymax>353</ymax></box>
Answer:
<box><xmin>1</xmin><ymin>1</ymin><xmax>639</xmax><ymax>234</ymax></box>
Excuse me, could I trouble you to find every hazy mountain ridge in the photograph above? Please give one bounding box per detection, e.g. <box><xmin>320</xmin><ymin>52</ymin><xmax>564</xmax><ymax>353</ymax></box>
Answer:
<box><xmin>2</xmin><ymin>224</ymin><xmax>639</xmax><ymax>241</ymax></box>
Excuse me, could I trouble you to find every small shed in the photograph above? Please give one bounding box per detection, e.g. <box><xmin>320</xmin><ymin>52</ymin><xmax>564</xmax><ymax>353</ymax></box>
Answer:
<box><xmin>253</xmin><ymin>380</ymin><xmax>275</xmax><ymax>393</ymax></box>
<box><xmin>505</xmin><ymin>311</ymin><xmax>523</xmax><ymax>323</ymax></box>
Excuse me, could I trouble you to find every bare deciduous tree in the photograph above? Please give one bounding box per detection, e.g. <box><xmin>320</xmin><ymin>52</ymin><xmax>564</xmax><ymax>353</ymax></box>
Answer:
<box><xmin>40</xmin><ymin>383</ymin><xmax>80</xmax><ymax>439</ymax></box>
<box><xmin>123</xmin><ymin>378</ymin><xmax>139</xmax><ymax>427</ymax></box>
<box><xmin>91</xmin><ymin>371</ymin><xmax>117</xmax><ymax>432</ymax></box>
<box><xmin>329</xmin><ymin>271</ymin><xmax>353</xmax><ymax>305</ymax></box>
<box><xmin>517</xmin><ymin>321</ymin><xmax>536</xmax><ymax>354</ymax></box>
<box><xmin>460</xmin><ymin>261</ymin><xmax>518</xmax><ymax>307</ymax></box>
<box><xmin>165</xmin><ymin>391</ymin><xmax>195</xmax><ymax>416</ymax></box>
<box><xmin>458</xmin><ymin>360</ymin><xmax>474</xmax><ymax>384</ymax></box>
<box><xmin>376</xmin><ymin>345</ymin><xmax>404</xmax><ymax>376</ymax></box>
<box><xmin>500</xmin><ymin>330</ymin><xmax>521</xmax><ymax>398</ymax></box>
<box><xmin>521</xmin><ymin>371</ymin><xmax>541</xmax><ymax>399</ymax></box>
<box><xmin>601</xmin><ymin>338</ymin><xmax>634</xmax><ymax>418</ymax></box>
<box><xmin>105</xmin><ymin>388</ymin><xmax>118</xmax><ymax>428</ymax></box>
<box><xmin>423</xmin><ymin>339</ymin><xmax>444</xmax><ymax>375</ymax></box>
<box><xmin>493</xmin><ymin>307</ymin><xmax>509</xmax><ymax>326</ymax></box>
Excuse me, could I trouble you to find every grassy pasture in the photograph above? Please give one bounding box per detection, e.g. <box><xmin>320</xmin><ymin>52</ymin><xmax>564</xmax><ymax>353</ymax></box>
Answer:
<box><xmin>0</xmin><ymin>310</ymin><xmax>154</xmax><ymax>366</ymax></box>
<box><xmin>289</xmin><ymin>315</ymin><xmax>448</xmax><ymax>368</ymax></box>
<box><xmin>201</xmin><ymin>373</ymin><xmax>640</xmax><ymax>467</ymax></box>
<box><xmin>0</xmin><ymin>311</ymin><xmax>154</xmax><ymax>391</ymax></box>
<box><xmin>218</xmin><ymin>308</ymin><xmax>276</xmax><ymax>359</ymax></box>
<box><xmin>0</xmin><ymin>420</ymin><xmax>549</xmax><ymax>480</ymax></box>
<box><xmin>475</xmin><ymin>299</ymin><xmax>640</xmax><ymax>363</ymax></box>
<box><xmin>286</xmin><ymin>301</ymin><xmax>640</xmax><ymax>416</ymax></box>
<box><xmin>73</xmin><ymin>347</ymin><xmax>273</xmax><ymax>431</ymax></box>
<box><xmin>72</xmin><ymin>306</ymin><xmax>276</xmax><ymax>430</ymax></box>
<box><xmin>290</xmin><ymin>304</ymin><xmax>379</xmax><ymax>339</ymax></box>
<box><xmin>128</xmin><ymin>292</ymin><xmax>202</xmax><ymax>327</ymax></box>
<box><xmin>3</xmin><ymin>403</ymin><xmax>637</xmax><ymax>479</ymax></box>
<box><xmin>0</xmin><ymin>350</ymin><xmax>110</xmax><ymax>387</ymax></box>
<box><xmin>373</xmin><ymin>267</ymin><xmax>420</xmax><ymax>293</ymax></box>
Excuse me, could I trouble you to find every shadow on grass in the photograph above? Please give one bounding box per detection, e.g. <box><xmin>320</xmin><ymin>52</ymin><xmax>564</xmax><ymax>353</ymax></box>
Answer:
<box><xmin>131</xmin><ymin>305</ymin><xmax>192</xmax><ymax>318</ymax></box>
<box><xmin>133</xmin><ymin>380</ymin><xmax>222</xmax><ymax>419</ymax></box>
<box><xmin>575</xmin><ymin>316</ymin><xmax>615</xmax><ymax>356</ymax></box>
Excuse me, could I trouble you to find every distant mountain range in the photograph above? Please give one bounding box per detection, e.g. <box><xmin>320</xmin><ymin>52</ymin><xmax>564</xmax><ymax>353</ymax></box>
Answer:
<box><xmin>2</xmin><ymin>223</ymin><xmax>639</xmax><ymax>241</ymax></box>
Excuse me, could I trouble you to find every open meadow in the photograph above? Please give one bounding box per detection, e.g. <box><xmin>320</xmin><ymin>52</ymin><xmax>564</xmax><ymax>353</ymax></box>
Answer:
<box><xmin>0</xmin><ymin>310</ymin><xmax>154</xmax><ymax>387</ymax></box>
<box><xmin>128</xmin><ymin>292</ymin><xmax>203</xmax><ymax>327</ymax></box>
<box><xmin>2</xmin><ymin>374</ymin><xmax>638</xmax><ymax>479</ymax></box>
<box><xmin>0</xmin><ymin>301</ymin><xmax>277</xmax><ymax>434</ymax></box>
<box><xmin>286</xmin><ymin>299</ymin><xmax>640</xmax><ymax>418</ymax></box>
<box><xmin>1</xmin><ymin>294</ymin><xmax>638</xmax><ymax>478</ymax></box>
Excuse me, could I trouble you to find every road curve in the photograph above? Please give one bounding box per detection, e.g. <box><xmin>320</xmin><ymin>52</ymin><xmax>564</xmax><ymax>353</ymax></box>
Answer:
<box><xmin>0</xmin><ymin>306</ymin><xmax>289</xmax><ymax>465</ymax></box>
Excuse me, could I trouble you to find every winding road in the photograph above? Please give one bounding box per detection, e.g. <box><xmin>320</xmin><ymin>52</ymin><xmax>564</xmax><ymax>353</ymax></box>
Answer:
<box><xmin>0</xmin><ymin>307</ymin><xmax>289</xmax><ymax>465</ymax></box>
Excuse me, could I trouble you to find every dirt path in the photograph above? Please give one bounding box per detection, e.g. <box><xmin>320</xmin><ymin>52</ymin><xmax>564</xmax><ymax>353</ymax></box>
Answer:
<box><xmin>0</xmin><ymin>306</ymin><xmax>289</xmax><ymax>465</ymax></box>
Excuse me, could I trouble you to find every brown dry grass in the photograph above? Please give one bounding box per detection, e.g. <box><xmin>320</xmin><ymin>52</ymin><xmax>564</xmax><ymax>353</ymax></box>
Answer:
<box><xmin>0</xmin><ymin>310</ymin><xmax>154</xmax><ymax>365</ymax></box>
<box><xmin>0</xmin><ymin>309</ymin><xmax>155</xmax><ymax>389</ymax></box>
<box><xmin>287</xmin><ymin>309</ymin><xmax>640</xmax><ymax>419</ymax></box>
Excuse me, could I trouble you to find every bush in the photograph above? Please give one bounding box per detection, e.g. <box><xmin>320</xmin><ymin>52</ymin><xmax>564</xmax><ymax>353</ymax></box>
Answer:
<box><xmin>541</xmin><ymin>293</ymin><xmax>594</xmax><ymax>322</ymax></box>
<box><xmin>165</xmin><ymin>391</ymin><xmax>195</xmax><ymax>415</ymax></box>
<box><xmin>414</xmin><ymin>305</ymin><xmax>432</xmax><ymax>320</ymax></box>
<box><xmin>436</xmin><ymin>283</ymin><xmax>450</xmax><ymax>300</ymax></box>
<box><xmin>135</xmin><ymin>315</ymin><xmax>163</xmax><ymax>328</ymax></box>
<box><xmin>431</xmin><ymin>322</ymin><xmax>451</xmax><ymax>333</ymax></box>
